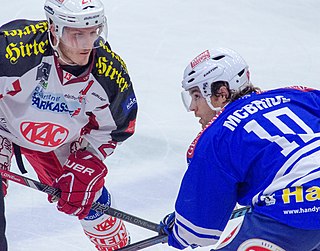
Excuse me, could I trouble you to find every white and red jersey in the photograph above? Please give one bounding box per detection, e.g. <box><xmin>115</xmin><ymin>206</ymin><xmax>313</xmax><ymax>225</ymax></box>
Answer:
<box><xmin>0</xmin><ymin>20</ymin><xmax>137</xmax><ymax>160</ymax></box>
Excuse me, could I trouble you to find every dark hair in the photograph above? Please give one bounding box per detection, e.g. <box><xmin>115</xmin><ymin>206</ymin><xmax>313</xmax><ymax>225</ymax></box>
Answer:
<box><xmin>230</xmin><ymin>85</ymin><xmax>261</xmax><ymax>101</ymax></box>
<box><xmin>211</xmin><ymin>81</ymin><xmax>261</xmax><ymax>102</ymax></box>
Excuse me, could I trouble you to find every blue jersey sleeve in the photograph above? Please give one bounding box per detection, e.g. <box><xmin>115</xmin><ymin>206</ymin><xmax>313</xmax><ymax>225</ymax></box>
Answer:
<box><xmin>168</xmin><ymin>131</ymin><xmax>239</xmax><ymax>249</ymax></box>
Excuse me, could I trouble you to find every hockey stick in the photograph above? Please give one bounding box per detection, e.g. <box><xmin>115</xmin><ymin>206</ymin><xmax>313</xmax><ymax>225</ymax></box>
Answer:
<box><xmin>116</xmin><ymin>206</ymin><xmax>251</xmax><ymax>251</ymax></box>
<box><xmin>118</xmin><ymin>234</ymin><xmax>168</xmax><ymax>251</ymax></box>
<box><xmin>1</xmin><ymin>169</ymin><xmax>251</xmax><ymax>251</ymax></box>
<box><xmin>0</xmin><ymin>169</ymin><xmax>161</xmax><ymax>233</ymax></box>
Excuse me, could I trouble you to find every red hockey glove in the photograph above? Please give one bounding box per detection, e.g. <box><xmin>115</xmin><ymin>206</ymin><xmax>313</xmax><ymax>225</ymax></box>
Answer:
<box><xmin>50</xmin><ymin>150</ymin><xmax>108</xmax><ymax>220</ymax></box>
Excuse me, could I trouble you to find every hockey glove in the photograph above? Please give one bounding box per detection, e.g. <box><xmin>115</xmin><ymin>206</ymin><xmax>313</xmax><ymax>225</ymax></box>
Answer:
<box><xmin>49</xmin><ymin>150</ymin><xmax>108</xmax><ymax>220</ymax></box>
<box><xmin>160</xmin><ymin>212</ymin><xmax>175</xmax><ymax>235</ymax></box>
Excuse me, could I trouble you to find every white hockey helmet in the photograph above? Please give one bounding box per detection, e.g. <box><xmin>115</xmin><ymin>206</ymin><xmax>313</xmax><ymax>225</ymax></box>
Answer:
<box><xmin>44</xmin><ymin>0</ymin><xmax>107</xmax><ymax>49</ymax></box>
<box><xmin>181</xmin><ymin>48</ymin><xmax>250</xmax><ymax>111</ymax></box>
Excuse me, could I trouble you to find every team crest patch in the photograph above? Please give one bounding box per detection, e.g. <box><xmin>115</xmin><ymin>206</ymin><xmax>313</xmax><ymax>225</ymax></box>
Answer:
<box><xmin>36</xmin><ymin>63</ymin><xmax>50</xmax><ymax>80</ymax></box>
<box><xmin>36</xmin><ymin>62</ymin><xmax>51</xmax><ymax>89</ymax></box>
<box><xmin>237</xmin><ymin>238</ymin><xmax>285</xmax><ymax>251</ymax></box>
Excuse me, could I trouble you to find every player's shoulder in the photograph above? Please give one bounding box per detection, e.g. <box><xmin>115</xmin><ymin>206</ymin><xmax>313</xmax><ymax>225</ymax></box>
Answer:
<box><xmin>224</xmin><ymin>86</ymin><xmax>317</xmax><ymax>111</ymax></box>
<box><xmin>258</xmin><ymin>86</ymin><xmax>320</xmax><ymax>106</ymax></box>
<box><xmin>92</xmin><ymin>41</ymin><xmax>132</xmax><ymax>93</ymax></box>
<box><xmin>94</xmin><ymin>41</ymin><xmax>129</xmax><ymax>74</ymax></box>
<box><xmin>260</xmin><ymin>85</ymin><xmax>319</xmax><ymax>97</ymax></box>
<box><xmin>0</xmin><ymin>19</ymin><xmax>48</xmax><ymax>32</ymax></box>
<box><xmin>212</xmin><ymin>86</ymin><xmax>319</xmax><ymax>131</ymax></box>
<box><xmin>0</xmin><ymin>19</ymin><xmax>49</xmax><ymax>48</ymax></box>
<box><xmin>0</xmin><ymin>19</ymin><xmax>50</xmax><ymax>76</ymax></box>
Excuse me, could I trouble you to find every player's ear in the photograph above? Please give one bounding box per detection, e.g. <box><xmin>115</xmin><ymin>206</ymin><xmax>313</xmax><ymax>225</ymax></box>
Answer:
<box><xmin>219</xmin><ymin>85</ymin><xmax>230</xmax><ymax>101</ymax></box>
<box><xmin>49</xmin><ymin>24</ymin><xmax>56</xmax><ymax>38</ymax></box>
<box><xmin>49</xmin><ymin>23</ymin><xmax>59</xmax><ymax>47</ymax></box>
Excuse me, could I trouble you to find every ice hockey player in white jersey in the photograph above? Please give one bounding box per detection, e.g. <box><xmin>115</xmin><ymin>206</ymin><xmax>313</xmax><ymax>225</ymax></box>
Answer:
<box><xmin>161</xmin><ymin>48</ymin><xmax>320</xmax><ymax>250</ymax></box>
<box><xmin>0</xmin><ymin>0</ymin><xmax>137</xmax><ymax>250</ymax></box>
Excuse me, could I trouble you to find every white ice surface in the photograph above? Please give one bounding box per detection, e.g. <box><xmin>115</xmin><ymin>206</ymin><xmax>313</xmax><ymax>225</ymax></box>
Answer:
<box><xmin>1</xmin><ymin>0</ymin><xmax>320</xmax><ymax>250</ymax></box>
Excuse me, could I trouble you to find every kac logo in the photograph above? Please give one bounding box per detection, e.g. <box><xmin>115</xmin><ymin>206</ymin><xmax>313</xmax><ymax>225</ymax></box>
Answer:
<box><xmin>20</xmin><ymin>121</ymin><xmax>69</xmax><ymax>147</ymax></box>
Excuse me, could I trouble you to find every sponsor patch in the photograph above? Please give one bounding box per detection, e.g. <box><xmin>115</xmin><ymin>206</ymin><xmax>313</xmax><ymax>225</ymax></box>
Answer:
<box><xmin>82</xmin><ymin>0</ymin><xmax>92</xmax><ymax>5</ymax></box>
<box><xmin>96</xmin><ymin>56</ymin><xmax>130</xmax><ymax>92</ymax></box>
<box><xmin>191</xmin><ymin>50</ymin><xmax>210</xmax><ymax>68</ymax></box>
<box><xmin>91</xmin><ymin>92</ymin><xmax>106</xmax><ymax>102</ymax></box>
<box><xmin>84</xmin><ymin>218</ymin><xmax>129</xmax><ymax>250</ymax></box>
<box><xmin>20</xmin><ymin>121</ymin><xmax>69</xmax><ymax>147</ymax></box>
<box><xmin>3</xmin><ymin>21</ymin><xmax>48</xmax><ymax>38</ymax></box>
<box><xmin>5</xmin><ymin>39</ymin><xmax>49</xmax><ymax>64</ymax></box>
<box><xmin>31</xmin><ymin>86</ymin><xmax>81</xmax><ymax>115</ymax></box>
<box><xmin>282</xmin><ymin>186</ymin><xmax>320</xmax><ymax>204</ymax></box>
<box><xmin>122</xmin><ymin>95</ymin><xmax>137</xmax><ymax>114</ymax></box>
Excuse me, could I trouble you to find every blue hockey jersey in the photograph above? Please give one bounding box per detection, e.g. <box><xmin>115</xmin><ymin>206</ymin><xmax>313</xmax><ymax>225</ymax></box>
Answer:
<box><xmin>169</xmin><ymin>86</ymin><xmax>320</xmax><ymax>249</ymax></box>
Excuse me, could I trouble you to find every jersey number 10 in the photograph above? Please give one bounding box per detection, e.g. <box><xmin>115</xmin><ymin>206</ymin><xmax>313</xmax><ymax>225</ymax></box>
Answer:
<box><xmin>243</xmin><ymin>107</ymin><xmax>316</xmax><ymax>157</ymax></box>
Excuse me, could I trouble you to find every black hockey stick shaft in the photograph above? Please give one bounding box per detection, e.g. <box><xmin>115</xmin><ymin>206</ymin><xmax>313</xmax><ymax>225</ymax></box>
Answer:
<box><xmin>0</xmin><ymin>169</ymin><xmax>161</xmax><ymax>233</ymax></box>
<box><xmin>118</xmin><ymin>234</ymin><xmax>168</xmax><ymax>251</ymax></box>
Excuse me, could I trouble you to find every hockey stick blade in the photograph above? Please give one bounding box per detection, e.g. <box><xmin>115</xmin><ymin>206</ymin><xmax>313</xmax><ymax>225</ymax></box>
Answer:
<box><xmin>0</xmin><ymin>169</ymin><xmax>161</xmax><ymax>233</ymax></box>
<box><xmin>118</xmin><ymin>234</ymin><xmax>168</xmax><ymax>251</ymax></box>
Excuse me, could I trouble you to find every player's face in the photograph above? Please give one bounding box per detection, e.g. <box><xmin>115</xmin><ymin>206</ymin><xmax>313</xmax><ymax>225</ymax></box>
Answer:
<box><xmin>58</xmin><ymin>26</ymin><xmax>101</xmax><ymax>65</ymax></box>
<box><xmin>58</xmin><ymin>41</ymin><xmax>92</xmax><ymax>65</ymax></box>
<box><xmin>61</xmin><ymin>26</ymin><xmax>102</xmax><ymax>49</ymax></box>
<box><xmin>188</xmin><ymin>88</ymin><xmax>217</xmax><ymax>129</ymax></box>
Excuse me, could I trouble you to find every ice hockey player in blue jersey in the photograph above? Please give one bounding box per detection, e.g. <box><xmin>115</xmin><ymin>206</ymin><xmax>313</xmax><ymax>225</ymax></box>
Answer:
<box><xmin>161</xmin><ymin>48</ymin><xmax>320</xmax><ymax>251</ymax></box>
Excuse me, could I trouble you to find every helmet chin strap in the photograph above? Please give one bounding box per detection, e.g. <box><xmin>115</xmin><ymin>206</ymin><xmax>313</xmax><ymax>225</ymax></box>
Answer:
<box><xmin>205</xmin><ymin>97</ymin><xmax>222</xmax><ymax>112</ymax></box>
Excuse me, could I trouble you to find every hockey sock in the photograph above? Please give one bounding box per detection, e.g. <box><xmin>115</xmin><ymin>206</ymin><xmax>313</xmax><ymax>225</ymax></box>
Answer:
<box><xmin>81</xmin><ymin>187</ymin><xmax>130</xmax><ymax>251</ymax></box>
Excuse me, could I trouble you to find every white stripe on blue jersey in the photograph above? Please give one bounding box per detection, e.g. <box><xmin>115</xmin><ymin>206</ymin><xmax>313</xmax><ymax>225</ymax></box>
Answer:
<box><xmin>172</xmin><ymin>212</ymin><xmax>222</xmax><ymax>247</ymax></box>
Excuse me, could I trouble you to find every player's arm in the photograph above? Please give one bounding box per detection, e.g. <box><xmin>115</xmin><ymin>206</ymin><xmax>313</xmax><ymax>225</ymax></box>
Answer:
<box><xmin>163</xmin><ymin>153</ymin><xmax>238</xmax><ymax>249</ymax></box>
<box><xmin>49</xmin><ymin>88</ymin><xmax>137</xmax><ymax>217</ymax></box>
<box><xmin>48</xmin><ymin>149</ymin><xmax>108</xmax><ymax>219</ymax></box>
<box><xmin>83</xmin><ymin>45</ymin><xmax>138</xmax><ymax>160</ymax></box>
<box><xmin>83</xmin><ymin>79</ymin><xmax>137</xmax><ymax>160</ymax></box>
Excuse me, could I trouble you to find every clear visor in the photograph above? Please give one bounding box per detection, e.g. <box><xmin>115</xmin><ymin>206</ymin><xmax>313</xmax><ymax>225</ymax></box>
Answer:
<box><xmin>59</xmin><ymin>22</ymin><xmax>108</xmax><ymax>50</ymax></box>
<box><xmin>181</xmin><ymin>90</ymin><xmax>192</xmax><ymax>112</ymax></box>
